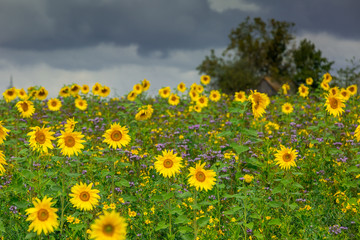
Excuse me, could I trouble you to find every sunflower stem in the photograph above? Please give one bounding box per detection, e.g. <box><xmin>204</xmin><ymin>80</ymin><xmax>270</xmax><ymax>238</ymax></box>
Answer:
<box><xmin>111</xmin><ymin>154</ymin><xmax>115</xmax><ymax>203</ymax></box>
<box><xmin>193</xmin><ymin>189</ymin><xmax>198</xmax><ymax>239</ymax></box>
<box><xmin>167</xmin><ymin>178</ymin><xmax>172</xmax><ymax>238</ymax></box>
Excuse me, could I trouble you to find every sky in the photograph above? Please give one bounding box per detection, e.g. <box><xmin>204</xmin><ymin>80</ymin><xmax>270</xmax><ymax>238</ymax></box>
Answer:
<box><xmin>1</xmin><ymin>0</ymin><xmax>360</xmax><ymax>97</ymax></box>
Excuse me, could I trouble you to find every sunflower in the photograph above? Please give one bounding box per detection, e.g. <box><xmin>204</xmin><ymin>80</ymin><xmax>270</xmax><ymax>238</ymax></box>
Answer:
<box><xmin>75</xmin><ymin>98</ymin><xmax>88</xmax><ymax>111</ymax></box>
<box><xmin>64</xmin><ymin>118</ymin><xmax>78</xmax><ymax>132</ymax></box>
<box><xmin>0</xmin><ymin>150</ymin><xmax>7</xmax><ymax>175</ymax></box>
<box><xmin>234</xmin><ymin>91</ymin><xmax>247</xmax><ymax>102</ymax></box>
<box><xmin>57</xmin><ymin>130</ymin><xmax>85</xmax><ymax>157</ymax></box>
<box><xmin>189</xmin><ymin>90</ymin><xmax>199</xmax><ymax>102</ymax></box>
<box><xmin>200</xmin><ymin>75</ymin><xmax>211</xmax><ymax>85</ymax></box>
<box><xmin>90</xmin><ymin>211</ymin><xmax>127</xmax><ymax>240</ymax></box>
<box><xmin>329</xmin><ymin>86</ymin><xmax>339</xmax><ymax>96</ymax></box>
<box><xmin>3</xmin><ymin>87</ymin><xmax>17</xmax><ymax>102</ymax></box>
<box><xmin>298</xmin><ymin>84</ymin><xmax>309</xmax><ymax>97</ymax></box>
<box><xmin>196</xmin><ymin>85</ymin><xmax>204</xmax><ymax>94</ymax></box>
<box><xmin>0</xmin><ymin>121</ymin><xmax>10</xmax><ymax>144</ymax></box>
<box><xmin>142</xmin><ymin>79</ymin><xmax>150</xmax><ymax>91</ymax></box>
<box><xmin>159</xmin><ymin>87</ymin><xmax>171</xmax><ymax>98</ymax></box>
<box><xmin>154</xmin><ymin>149</ymin><xmax>183</xmax><ymax>178</ymax></box>
<box><xmin>70</xmin><ymin>84</ymin><xmax>81</xmax><ymax>96</ymax></box>
<box><xmin>28</xmin><ymin>126</ymin><xmax>55</xmax><ymax>153</ymax></box>
<box><xmin>197</xmin><ymin>96</ymin><xmax>208</xmax><ymax>108</ymax></box>
<box><xmin>92</xmin><ymin>82</ymin><xmax>102</xmax><ymax>95</ymax></box>
<box><xmin>274</xmin><ymin>146</ymin><xmax>298</xmax><ymax>170</ymax></box>
<box><xmin>355</xmin><ymin>125</ymin><xmax>360</xmax><ymax>142</ymax></box>
<box><xmin>135</xmin><ymin>105</ymin><xmax>153</xmax><ymax>121</ymax></box>
<box><xmin>103</xmin><ymin>123</ymin><xmax>131</xmax><ymax>149</ymax></box>
<box><xmin>25</xmin><ymin>196</ymin><xmax>59</xmax><ymax>235</ymax></box>
<box><xmin>36</xmin><ymin>87</ymin><xmax>48</xmax><ymax>100</ymax></box>
<box><xmin>69</xmin><ymin>182</ymin><xmax>100</xmax><ymax>211</ymax></box>
<box><xmin>82</xmin><ymin>84</ymin><xmax>90</xmax><ymax>94</ymax></box>
<box><xmin>16</xmin><ymin>100</ymin><xmax>35</xmax><ymax>118</ymax></box>
<box><xmin>347</xmin><ymin>84</ymin><xmax>357</xmax><ymax>96</ymax></box>
<box><xmin>282</xmin><ymin>83</ymin><xmax>290</xmax><ymax>95</ymax></box>
<box><xmin>193</xmin><ymin>104</ymin><xmax>202</xmax><ymax>113</ymax></box>
<box><xmin>306</xmin><ymin>77</ymin><xmax>313</xmax><ymax>85</ymax></box>
<box><xmin>209</xmin><ymin>90</ymin><xmax>221</xmax><ymax>102</ymax></box>
<box><xmin>324</xmin><ymin>94</ymin><xmax>345</xmax><ymax>117</ymax></box>
<box><xmin>99</xmin><ymin>86</ymin><xmax>111</xmax><ymax>97</ymax></box>
<box><xmin>177</xmin><ymin>82</ymin><xmax>186</xmax><ymax>92</ymax></box>
<box><xmin>47</xmin><ymin>98</ymin><xmax>62</xmax><ymax>111</ymax></box>
<box><xmin>168</xmin><ymin>94</ymin><xmax>180</xmax><ymax>106</ymax></box>
<box><xmin>339</xmin><ymin>88</ymin><xmax>351</xmax><ymax>101</ymax></box>
<box><xmin>17</xmin><ymin>88</ymin><xmax>28</xmax><ymax>100</ymax></box>
<box><xmin>188</xmin><ymin>162</ymin><xmax>216</xmax><ymax>191</ymax></box>
<box><xmin>323</xmin><ymin>72</ymin><xmax>332</xmax><ymax>83</ymax></box>
<box><xmin>320</xmin><ymin>81</ymin><xmax>330</xmax><ymax>91</ymax></box>
<box><xmin>248</xmin><ymin>90</ymin><xmax>270</xmax><ymax>118</ymax></box>
<box><xmin>133</xmin><ymin>84</ymin><xmax>143</xmax><ymax>95</ymax></box>
<box><xmin>282</xmin><ymin>103</ymin><xmax>294</xmax><ymax>114</ymax></box>
<box><xmin>127</xmin><ymin>91</ymin><xmax>137</xmax><ymax>101</ymax></box>
<box><xmin>59</xmin><ymin>86</ymin><xmax>71</xmax><ymax>98</ymax></box>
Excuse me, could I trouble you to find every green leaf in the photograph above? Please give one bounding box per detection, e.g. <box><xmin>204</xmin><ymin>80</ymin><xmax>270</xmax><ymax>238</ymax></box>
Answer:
<box><xmin>118</xmin><ymin>179</ymin><xmax>130</xmax><ymax>187</ymax></box>
<box><xmin>245</xmin><ymin>222</ymin><xmax>254</xmax><ymax>230</ymax></box>
<box><xmin>230</xmin><ymin>143</ymin><xmax>248</xmax><ymax>154</ymax></box>
<box><xmin>163</xmin><ymin>192</ymin><xmax>174</xmax><ymax>201</ymax></box>
<box><xmin>289</xmin><ymin>203</ymin><xmax>298</xmax><ymax>210</ymax></box>
<box><xmin>174</xmin><ymin>215</ymin><xmax>190</xmax><ymax>224</ymax></box>
<box><xmin>25</xmin><ymin>232</ymin><xmax>37</xmax><ymax>239</ymax></box>
<box><xmin>271</xmin><ymin>186</ymin><xmax>284</xmax><ymax>194</ymax></box>
<box><xmin>155</xmin><ymin>221</ymin><xmax>168</xmax><ymax>231</ymax></box>
<box><xmin>0</xmin><ymin>220</ymin><xmax>5</xmax><ymax>233</ymax></box>
<box><xmin>178</xmin><ymin>226</ymin><xmax>193</xmax><ymax>234</ymax></box>
<box><xmin>224</xmin><ymin>206</ymin><xmax>241</xmax><ymax>215</ymax></box>
<box><xmin>267</xmin><ymin>201</ymin><xmax>282</xmax><ymax>208</ymax></box>
<box><xmin>268</xmin><ymin>218</ymin><xmax>282</xmax><ymax>225</ymax></box>
<box><xmin>151</xmin><ymin>195</ymin><xmax>163</xmax><ymax>202</ymax></box>
<box><xmin>347</xmin><ymin>166</ymin><xmax>360</xmax><ymax>173</ymax></box>
<box><xmin>292</xmin><ymin>183</ymin><xmax>303</xmax><ymax>189</ymax></box>
<box><xmin>197</xmin><ymin>217</ymin><xmax>210</xmax><ymax>228</ymax></box>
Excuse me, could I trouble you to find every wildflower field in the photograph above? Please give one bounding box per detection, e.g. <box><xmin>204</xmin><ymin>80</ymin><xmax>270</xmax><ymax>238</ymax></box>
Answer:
<box><xmin>0</xmin><ymin>75</ymin><xmax>360</xmax><ymax>240</ymax></box>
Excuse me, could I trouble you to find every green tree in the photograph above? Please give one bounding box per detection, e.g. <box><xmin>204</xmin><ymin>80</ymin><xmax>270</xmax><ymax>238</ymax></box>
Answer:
<box><xmin>333</xmin><ymin>57</ymin><xmax>360</xmax><ymax>87</ymax></box>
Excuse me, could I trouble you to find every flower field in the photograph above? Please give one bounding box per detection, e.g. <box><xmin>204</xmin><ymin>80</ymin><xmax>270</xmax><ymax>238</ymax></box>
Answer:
<box><xmin>0</xmin><ymin>75</ymin><xmax>360</xmax><ymax>239</ymax></box>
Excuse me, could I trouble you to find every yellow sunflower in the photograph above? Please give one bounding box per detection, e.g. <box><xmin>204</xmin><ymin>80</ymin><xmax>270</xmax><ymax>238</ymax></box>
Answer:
<box><xmin>0</xmin><ymin>150</ymin><xmax>7</xmax><ymax>175</ymax></box>
<box><xmin>25</xmin><ymin>196</ymin><xmax>59</xmax><ymax>235</ymax></box>
<box><xmin>159</xmin><ymin>87</ymin><xmax>171</xmax><ymax>98</ymax></box>
<box><xmin>193</xmin><ymin>104</ymin><xmax>202</xmax><ymax>113</ymax></box>
<box><xmin>248</xmin><ymin>90</ymin><xmax>270</xmax><ymax>118</ymax></box>
<box><xmin>324</xmin><ymin>94</ymin><xmax>345</xmax><ymax>117</ymax></box>
<box><xmin>177</xmin><ymin>82</ymin><xmax>186</xmax><ymax>92</ymax></box>
<box><xmin>64</xmin><ymin>118</ymin><xmax>78</xmax><ymax>132</ymax></box>
<box><xmin>189</xmin><ymin>89</ymin><xmax>199</xmax><ymax>102</ymax></box>
<box><xmin>0</xmin><ymin>121</ymin><xmax>10</xmax><ymax>144</ymax></box>
<box><xmin>127</xmin><ymin>91</ymin><xmax>137</xmax><ymax>101</ymax></box>
<box><xmin>196</xmin><ymin>95</ymin><xmax>208</xmax><ymax>108</ymax></box>
<box><xmin>274</xmin><ymin>146</ymin><xmax>298</xmax><ymax>170</ymax></box>
<box><xmin>298</xmin><ymin>84</ymin><xmax>309</xmax><ymax>97</ymax></box>
<box><xmin>75</xmin><ymin>98</ymin><xmax>88</xmax><ymax>111</ymax></box>
<box><xmin>36</xmin><ymin>87</ymin><xmax>48</xmax><ymax>100</ymax></box>
<box><xmin>28</xmin><ymin>126</ymin><xmax>55</xmax><ymax>154</ymax></box>
<box><xmin>92</xmin><ymin>82</ymin><xmax>102</xmax><ymax>95</ymax></box>
<box><xmin>135</xmin><ymin>105</ymin><xmax>153</xmax><ymax>121</ymax></box>
<box><xmin>57</xmin><ymin>131</ymin><xmax>85</xmax><ymax>157</ymax></box>
<box><xmin>200</xmin><ymin>75</ymin><xmax>211</xmax><ymax>85</ymax></box>
<box><xmin>329</xmin><ymin>86</ymin><xmax>339</xmax><ymax>96</ymax></box>
<box><xmin>3</xmin><ymin>87</ymin><xmax>17</xmax><ymax>102</ymax></box>
<box><xmin>59</xmin><ymin>86</ymin><xmax>71</xmax><ymax>98</ymax></box>
<box><xmin>305</xmin><ymin>77</ymin><xmax>313</xmax><ymax>85</ymax></box>
<box><xmin>47</xmin><ymin>98</ymin><xmax>62</xmax><ymax>111</ymax></box>
<box><xmin>103</xmin><ymin>123</ymin><xmax>131</xmax><ymax>149</ymax></box>
<box><xmin>188</xmin><ymin>162</ymin><xmax>216</xmax><ymax>191</ymax></box>
<box><xmin>17</xmin><ymin>88</ymin><xmax>28</xmax><ymax>100</ymax></box>
<box><xmin>70</xmin><ymin>84</ymin><xmax>81</xmax><ymax>96</ymax></box>
<box><xmin>323</xmin><ymin>72</ymin><xmax>332</xmax><ymax>83</ymax></box>
<box><xmin>339</xmin><ymin>88</ymin><xmax>351</xmax><ymax>101</ymax></box>
<box><xmin>90</xmin><ymin>211</ymin><xmax>127</xmax><ymax>240</ymax></box>
<box><xmin>16</xmin><ymin>100</ymin><xmax>35</xmax><ymax>118</ymax></box>
<box><xmin>355</xmin><ymin>125</ymin><xmax>360</xmax><ymax>142</ymax></box>
<box><xmin>347</xmin><ymin>84</ymin><xmax>357</xmax><ymax>96</ymax></box>
<box><xmin>168</xmin><ymin>94</ymin><xmax>180</xmax><ymax>106</ymax></box>
<box><xmin>142</xmin><ymin>79</ymin><xmax>151</xmax><ymax>91</ymax></box>
<box><xmin>196</xmin><ymin>85</ymin><xmax>204</xmax><ymax>94</ymax></box>
<box><xmin>320</xmin><ymin>81</ymin><xmax>330</xmax><ymax>91</ymax></box>
<box><xmin>154</xmin><ymin>149</ymin><xmax>183</xmax><ymax>178</ymax></box>
<box><xmin>99</xmin><ymin>86</ymin><xmax>111</xmax><ymax>97</ymax></box>
<box><xmin>82</xmin><ymin>84</ymin><xmax>90</xmax><ymax>94</ymax></box>
<box><xmin>234</xmin><ymin>91</ymin><xmax>247</xmax><ymax>102</ymax></box>
<box><xmin>69</xmin><ymin>182</ymin><xmax>100</xmax><ymax>211</ymax></box>
<box><xmin>282</xmin><ymin>83</ymin><xmax>290</xmax><ymax>95</ymax></box>
<box><xmin>209</xmin><ymin>90</ymin><xmax>221</xmax><ymax>102</ymax></box>
<box><xmin>282</xmin><ymin>103</ymin><xmax>294</xmax><ymax>114</ymax></box>
<box><xmin>133</xmin><ymin>84</ymin><xmax>143</xmax><ymax>95</ymax></box>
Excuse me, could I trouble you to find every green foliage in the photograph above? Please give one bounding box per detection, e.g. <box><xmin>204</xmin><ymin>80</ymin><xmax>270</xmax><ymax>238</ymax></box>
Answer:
<box><xmin>333</xmin><ymin>57</ymin><xmax>360</xmax><ymax>87</ymax></box>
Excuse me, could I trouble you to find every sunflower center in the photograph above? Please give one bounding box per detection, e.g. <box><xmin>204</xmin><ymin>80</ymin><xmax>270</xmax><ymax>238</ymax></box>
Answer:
<box><xmin>199</xmin><ymin>98</ymin><xmax>204</xmax><ymax>103</ymax></box>
<box><xmin>39</xmin><ymin>91</ymin><xmax>45</xmax><ymax>96</ymax></box>
<box><xmin>283</xmin><ymin>153</ymin><xmax>292</xmax><ymax>162</ymax></box>
<box><xmin>64</xmin><ymin>136</ymin><xmax>76</xmax><ymax>147</ymax></box>
<box><xmin>8</xmin><ymin>90</ymin><xmax>14</xmax><ymax>96</ymax></box>
<box><xmin>163</xmin><ymin>90</ymin><xmax>168</xmax><ymax>95</ymax></box>
<box><xmin>301</xmin><ymin>88</ymin><xmax>305</xmax><ymax>93</ymax></box>
<box><xmin>163</xmin><ymin>159</ymin><xmax>173</xmax><ymax>168</ymax></box>
<box><xmin>35</xmin><ymin>132</ymin><xmax>46</xmax><ymax>144</ymax></box>
<box><xmin>72</xmin><ymin>86</ymin><xmax>79</xmax><ymax>92</ymax></box>
<box><xmin>79</xmin><ymin>101</ymin><xmax>84</xmax><ymax>106</ymax></box>
<box><xmin>21</xmin><ymin>102</ymin><xmax>29</xmax><ymax>112</ymax></box>
<box><xmin>103</xmin><ymin>224</ymin><xmax>115</xmax><ymax>236</ymax></box>
<box><xmin>37</xmin><ymin>209</ymin><xmax>49</xmax><ymax>221</ymax></box>
<box><xmin>349</xmin><ymin>87</ymin><xmax>354</xmax><ymax>92</ymax></box>
<box><xmin>195</xmin><ymin>171</ymin><xmax>206</xmax><ymax>182</ymax></box>
<box><xmin>51</xmin><ymin>101</ymin><xmax>57</xmax><ymax>107</ymax></box>
<box><xmin>171</xmin><ymin>96</ymin><xmax>177</xmax><ymax>101</ymax></box>
<box><xmin>329</xmin><ymin>98</ymin><xmax>338</xmax><ymax>109</ymax></box>
<box><xmin>111</xmin><ymin>130</ymin><xmax>122</xmax><ymax>141</ymax></box>
<box><xmin>79</xmin><ymin>191</ymin><xmax>90</xmax><ymax>201</ymax></box>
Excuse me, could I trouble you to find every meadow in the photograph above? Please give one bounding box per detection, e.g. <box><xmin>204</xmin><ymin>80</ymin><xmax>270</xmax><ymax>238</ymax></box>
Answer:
<box><xmin>0</xmin><ymin>76</ymin><xmax>359</xmax><ymax>239</ymax></box>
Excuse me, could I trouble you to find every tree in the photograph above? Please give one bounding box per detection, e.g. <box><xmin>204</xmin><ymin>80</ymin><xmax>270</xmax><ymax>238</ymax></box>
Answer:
<box><xmin>333</xmin><ymin>57</ymin><xmax>360</xmax><ymax>87</ymax></box>
<box><xmin>292</xmin><ymin>39</ymin><xmax>333</xmax><ymax>86</ymax></box>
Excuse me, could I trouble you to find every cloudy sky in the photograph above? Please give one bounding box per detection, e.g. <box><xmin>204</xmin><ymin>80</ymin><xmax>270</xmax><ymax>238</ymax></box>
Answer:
<box><xmin>1</xmin><ymin>0</ymin><xmax>359</xmax><ymax>97</ymax></box>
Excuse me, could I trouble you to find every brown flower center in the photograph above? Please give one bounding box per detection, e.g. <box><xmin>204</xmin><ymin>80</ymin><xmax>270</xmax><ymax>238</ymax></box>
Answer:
<box><xmin>38</xmin><ymin>90</ymin><xmax>45</xmax><ymax>96</ymax></box>
<box><xmin>103</xmin><ymin>224</ymin><xmax>115</xmax><ymax>236</ymax></box>
<box><xmin>35</xmin><ymin>132</ymin><xmax>46</xmax><ymax>144</ymax></box>
<box><xmin>21</xmin><ymin>102</ymin><xmax>29</xmax><ymax>112</ymax></box>
<box><xmin>195</xmin><ymin>171</ymin><xmax>206</xmax><ymax>182</ymax></box>
<box><xmin>329</xmin><ymin>98</ymin><xmax>338</xmax><ymax>109</ymax></box>
<box><xmin>163</xmin><ymin>159</ymin><xmax>173</xmax><ymax>168</ymax></box>
<box><xmin>51</xmin><ymin>101</ymin><xmax>58</xmax><ymax>107</ymax></box>
<box><xmin>37</xmin><ymin>209</ymin><xmax>49</xmax><ymax>221</ymax></box>
<box><xmin>171</xmin><ymin>96</ymin><xmax>177</xmax><ymax>101</ymax></box>
<box><xmin>64</xmin><ymin>136</ymin><xmax>76</xmax><ymax>147</ymax></box>
<box><xmin>199</xmin><ymin>98</ymin><xmax>204</xmax><ymax>103</ymax></box>
<box><xmin>282</xmin><ymin>153</ymin><xmax>292</xmax><ymax>162</ymax></box>
<box><xmin>79</xmin><ymin>191</ymin><xmax>90</xmax><ymax>201</ymax></box>
<box><xmin>111</xmin><ymin>130</ymin><xmax>122</xmax><ymax>141</ymax></box>
<box><xmin>8</xmin><ymin>90</ymin><xmax>14</xmax><ymax>96</ymax></box>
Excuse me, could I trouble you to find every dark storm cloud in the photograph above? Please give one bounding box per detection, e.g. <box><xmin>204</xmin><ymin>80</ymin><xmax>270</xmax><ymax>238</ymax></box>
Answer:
<box><xmin>0</xmin><ymin>0</ymin><xmax>248</xmax><ymax>54</ymax></box>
